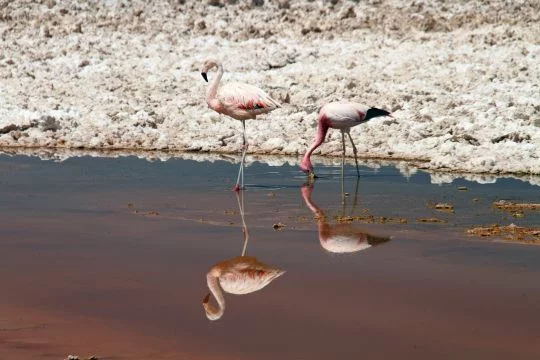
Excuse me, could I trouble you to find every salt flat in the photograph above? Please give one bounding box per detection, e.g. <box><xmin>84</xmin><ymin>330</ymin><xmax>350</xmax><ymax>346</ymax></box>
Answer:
<box><xmin>0</xmin><ymin>0</ymin><xmax>538</xmax><ymax>174</ymax></box>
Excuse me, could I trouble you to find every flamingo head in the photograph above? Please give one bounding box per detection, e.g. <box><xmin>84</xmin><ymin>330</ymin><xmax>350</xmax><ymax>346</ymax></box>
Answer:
<box><xmin>202</xmin><ymin>293</ymin><xmax>224</xmax><ymax>321</ymax></box>
<box><xmin>300</xmin><ymin>158</ymin><xmax>315</xmax><ymax>176</ymax></box>
<box><xmin>200</xmin><ymin>58</ymin><xmax>219</xmax><ymax>82</ymax></box>
<box><xmin>301</xmin><ymin>182</ymin><xmax>314</xmax><ymax>198</ymax></box>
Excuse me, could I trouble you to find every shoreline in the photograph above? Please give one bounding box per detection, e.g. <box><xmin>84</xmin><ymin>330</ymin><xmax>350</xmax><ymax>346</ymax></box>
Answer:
<box><xmin>1</xmin><ymin>146</ymin><xmax>539</xmax><ymax>187</ymax></box>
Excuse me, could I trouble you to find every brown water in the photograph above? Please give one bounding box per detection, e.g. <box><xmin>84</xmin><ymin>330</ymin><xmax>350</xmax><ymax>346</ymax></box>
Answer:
<box><xmin>0</xmin><ymin>155</ymin><xmax>539</xmax><ymax>359</ymax></box>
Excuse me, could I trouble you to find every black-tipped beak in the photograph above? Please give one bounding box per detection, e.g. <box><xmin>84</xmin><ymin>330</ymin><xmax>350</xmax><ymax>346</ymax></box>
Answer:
<box><xmin>201</xmin><ymin>72</ymin><xmax>208</xmax><ymax>82</ymax></box>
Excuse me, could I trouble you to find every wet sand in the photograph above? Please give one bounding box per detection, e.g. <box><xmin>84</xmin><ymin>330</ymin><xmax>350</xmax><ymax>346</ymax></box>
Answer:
<box><xmin>0</xmin><ymin>155</ymin><xmax>539</xmax><ymax>359</ymax></box>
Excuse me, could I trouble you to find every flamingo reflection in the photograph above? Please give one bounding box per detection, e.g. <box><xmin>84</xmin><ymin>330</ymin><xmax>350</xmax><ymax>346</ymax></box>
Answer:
<box><xmin>203</xmin><ymin>191</ymin><xmax>285</xmax><ymax>320</ymax></box>
<box><xmin>301</xmin><ymin>179</ymin><xmax>391</xmax><ymax>253</ymax></box>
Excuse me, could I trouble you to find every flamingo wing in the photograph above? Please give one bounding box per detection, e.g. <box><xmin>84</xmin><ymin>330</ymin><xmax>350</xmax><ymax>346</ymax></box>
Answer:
<box><xmin>218</xmin><ymin>82</ymin><xmax>281</xmax><ymax>112</ymax></box>
<box><xmin>324</xmin><ymin>103</ymin><xmax>366</xmax><ymax>121</ymax></box>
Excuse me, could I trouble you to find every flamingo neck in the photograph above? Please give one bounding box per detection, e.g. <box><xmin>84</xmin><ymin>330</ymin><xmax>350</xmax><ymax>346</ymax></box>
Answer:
<box><xmin>301</xmin><ymin>116</ymin><xmax>330</xmax><ymax>171</ymax></box>
<box><xmin>206</xmin><ymin>63</ymin><xmax>223</xmax><ymax>104</ymax></box>
<box><xmin>204</xmin><ymin>273</ymin><xmax>225</xmax><ymax>320</ymax></box>
<box><xmin>301</xmin><ymin>186</ymin><xmax>330</xmax><ymax>243</ymax></box>
<box><xmin>302</xmin><ymin>186</ymin><xmax>325</xmax><ymax>219</ymax></box>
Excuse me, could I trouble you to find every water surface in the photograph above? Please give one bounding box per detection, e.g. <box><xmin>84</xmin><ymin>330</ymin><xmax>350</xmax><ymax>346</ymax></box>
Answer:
<box><xmin>0</xmin><ymin>155</ymin><xmax>539</xmax><ymax>359</ymax></box>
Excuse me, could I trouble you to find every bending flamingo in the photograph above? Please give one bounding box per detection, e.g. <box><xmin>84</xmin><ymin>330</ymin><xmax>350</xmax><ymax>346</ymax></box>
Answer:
<box><xmin>202</xmin><ymin>191</ymin><xmax>284</xmax><ymax>320</ymax></box>
<box><xmin>300</xmin><ymin>102</ymin><xmax>391</xmax><ymax>178</ymax></box>
<box><xmin>200</xmin><ymin>59</ymin><xmax>281</xmax><ymax>191</ymax></box>
<box><xmin>301</xmin><ymin>182</ymin><xmax>391</xmax><ymax>253</ymax></box>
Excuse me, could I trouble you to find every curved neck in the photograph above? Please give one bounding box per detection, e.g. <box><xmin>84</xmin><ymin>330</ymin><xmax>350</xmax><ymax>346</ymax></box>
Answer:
<box><xmin>302</xmin><ymin>116</ymin><xmax>329</xmax><ymax>166</ymax></box>
<box><xmin>302</xmin><ymin>186</ymin><xmax>325</xmax><ymax>219</ymax></box>
<box><xmin>204</xmin><ymin>273</ymin><xmax>225</xmax><ymax>320</ymax></box>
<box><xmin>207</xmin><ymin>63</ymin><xmax>224</xmax><ymax>101</ymax></box>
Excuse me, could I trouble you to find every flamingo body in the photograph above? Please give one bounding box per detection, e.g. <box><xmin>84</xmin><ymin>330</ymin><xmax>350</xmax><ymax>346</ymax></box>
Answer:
<box><xmin>301</xmin><ymin>102</ymin><xmax>391</xmax><ymax>176</ymax></box>
<box><xmin>210</xmin><ymin>82</ymin><xmax>280</xmax><ymax>120</ymax></box>
<box><xmin>321</xmin><ymin>102</ymin><xmax>369</xmax><ymax>129</ymax></box>
<box><xmin>201</xmin><ymin>59</ymin><xmax>280</xmax><ymax>190</ymax></box>
<box><xmin>301</xmin><ymin>184</ymin><xmax>391</xmax><ymax>253</ymax></box>
<box><xmin>203</xmin><ymin>256</ymin><xmax>284</xmax><ymax>320</ymax></box>
<box><xmin>211</xmin><ymin>256</ymin><xmax>284</xmax><ymax>294</ymax></box>
<box><xmin>319</xmin><ymin>224</ymin><xmax>391</xmax><ymax>253</ymax></box>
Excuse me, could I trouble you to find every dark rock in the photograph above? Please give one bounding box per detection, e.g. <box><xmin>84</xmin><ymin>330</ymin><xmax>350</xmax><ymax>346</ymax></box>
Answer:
<box><xmin>40</xmin><ymin>115</ymin><xmax>61</xmax><ymax>132</ymax></box>
<box><xmin>0</xmin><ymin>124</ymin><xmax>18</xmax><ymax>134</ymax></box>
<box><xmin>450</xmin><ymin>134</ymin><xmax>480</xmax><ymax>146</ymax></box>
<box><xmin>340</xmin><ymin>6</ymin><xmax>356</xmax><ymax>19</ymax></box>
<box><xmin>491</xmin><ymin>132</ymin><xmax>531</xmax><ymax>143</ymax></box>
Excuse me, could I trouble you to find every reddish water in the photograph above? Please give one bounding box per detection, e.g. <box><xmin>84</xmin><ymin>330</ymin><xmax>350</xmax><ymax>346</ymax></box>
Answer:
<box><xmin>0</xmin><ymin>155</ymin><xmax>539</xmax><ymax>359</ymax></box>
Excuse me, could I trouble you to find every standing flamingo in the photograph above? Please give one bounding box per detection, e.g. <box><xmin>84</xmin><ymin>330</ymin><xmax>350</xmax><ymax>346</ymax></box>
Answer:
<box><xmin>300</xmin><ymin>102</ymin><xmax>391</xmax><ymax>178</ymax></box>
<box><xmin>301</xmin><ymin>182</ymin><xmax>391</xmax><ymax>253</ymax></box>
<box><xmin>202</xmin><ymin>191</ymin><xmax>285</xmax><ymax>320</ymax></box>
<box><xmin>200</xmin><ymin>59</ymin><xmax>281</xmax><ymax>191</ymax></box>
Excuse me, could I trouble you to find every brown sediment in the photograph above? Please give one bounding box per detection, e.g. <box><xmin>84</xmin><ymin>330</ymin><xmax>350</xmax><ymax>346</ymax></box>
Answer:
<box><xmin>334</xmin><ymin>214</ymin><xmax>408</xmax><ymax>224</ymax></box>
<box><xmin>427</xmin><ymin>202</ymin><xmax>455</xmax><ymax>213</ymax></box>
<box><xmin>467</xmin><ymin>224</ymin><xmax>540</xmax><ymax>244</ymax></box>
<box><xmin>417</xmin><ymin>217</ymin><xmax>448</xmax><ymax>223</ymax></box>
<box><xmin>493</xmin><ymin>200</ymin><xmax>540</xmax><ymax>211</ymax></box>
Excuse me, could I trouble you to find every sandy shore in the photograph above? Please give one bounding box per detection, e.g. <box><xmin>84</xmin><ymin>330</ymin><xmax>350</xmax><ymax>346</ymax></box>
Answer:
<box><xmin>0</xmin><ymin>0</ymin><xmax>539</xmax><ymax>174</ymax></box>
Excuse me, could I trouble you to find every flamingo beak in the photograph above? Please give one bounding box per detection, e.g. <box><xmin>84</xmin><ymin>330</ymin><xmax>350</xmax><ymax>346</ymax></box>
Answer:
<box><xmin>201</xmin><ymin>72</ymin><xmax>208</xmax><ymax>82</ymax></box>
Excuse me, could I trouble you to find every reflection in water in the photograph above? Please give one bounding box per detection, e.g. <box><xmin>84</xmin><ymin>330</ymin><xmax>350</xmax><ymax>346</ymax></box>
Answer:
<box><xmin>301</xmin><ymin>179</ymin><xmax>391</xmax><ymax>253</ymax></box>
<box><xmin>202</xmin><ymin>192</ymin><xmax>285</xmax><ymax>320</ymax></box>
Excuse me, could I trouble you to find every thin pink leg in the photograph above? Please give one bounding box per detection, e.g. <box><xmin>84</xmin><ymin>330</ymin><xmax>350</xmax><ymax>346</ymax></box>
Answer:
<box><xmin>233</xmin><ymin>120</ymin><xmax>247</xmax><ymax>191</ymax></box>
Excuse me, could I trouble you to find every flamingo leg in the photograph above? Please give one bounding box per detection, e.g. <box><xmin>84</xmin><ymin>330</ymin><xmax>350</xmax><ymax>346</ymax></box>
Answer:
<box><xmin>341</xmin><ymin>130</ymin><xmax>346</xmax><ymax>206</ymax></box>
<box><xmin>234</xmin><ymin>120</ymin><xmax>247</xmax><ymax>191</ymax></box>
<box><xmin>346</xmin><ymin>132</ymin><xmax>360</xmax><ymax>177</ymax></box>
<box><xmin>352</xmin><ymin>175</ymin><xmax>360</xmax><ymax>212</ymax></box>
<box><xmin>236</xmin><ymin>191</ymin><xmax>249</xmax><ymax>256</ymax></box>
<box><xmin>241</xmin><ymin>120</ymin><xmax>246</xmax><ymax>189</ymax></box>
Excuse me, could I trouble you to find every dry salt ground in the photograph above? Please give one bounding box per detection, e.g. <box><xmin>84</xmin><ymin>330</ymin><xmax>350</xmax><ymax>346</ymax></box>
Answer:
<box><xmin>0</xmin><ymin>0</ymin><xmax>539</xmax><ymax>176</ymax></box>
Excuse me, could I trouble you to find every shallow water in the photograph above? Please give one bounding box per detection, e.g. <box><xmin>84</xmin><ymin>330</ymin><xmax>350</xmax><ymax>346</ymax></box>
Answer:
<box><xmin>0</xmin><ymin>155</ymin><xmax>539</xmax><ymax>359</ymax></box>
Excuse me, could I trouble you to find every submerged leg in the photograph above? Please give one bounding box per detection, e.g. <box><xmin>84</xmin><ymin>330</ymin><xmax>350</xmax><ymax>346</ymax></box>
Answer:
<box><xmin>352</xmin><ymin>175</ymin><xmax>360</xmax><ymax>212</ymax></box>
<box><xmin>341</xmin><ymin>130</ymin><xmax>346</xmax><ymax>206</ymax></box>
<box><xmin>347</xmin><ymin>132</ymin><xmax>360</xmax><ymax>177</ymax></box>
<box><xmin>241</xmin><ymin>120</ymin><xmax>246</xmax><ymax>189</ymax></box>
<box><xmin>234</xmin><ymin>147</ymin><xmax>247</xmax><ymax>191</ymax></box>
<box><xmin>233</xmin><ymin>121</ymin><xmax>247</xmax><ymax>191</ymax></box>
<box><xmin>236</xmin><ymin>191</ymin><xmax>249</xmax><ymax>256</ymax></box>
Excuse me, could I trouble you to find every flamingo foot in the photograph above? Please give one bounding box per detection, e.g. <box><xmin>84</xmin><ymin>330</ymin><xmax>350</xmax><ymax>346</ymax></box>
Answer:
<box><xmin>232</xmin><ymin>184</ymin><xmax>242</xmax><ymax>192</ymax></box>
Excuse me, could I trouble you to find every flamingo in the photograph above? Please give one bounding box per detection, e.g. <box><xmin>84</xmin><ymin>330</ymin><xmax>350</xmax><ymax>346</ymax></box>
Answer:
<box><xmin>200</xmin><ymin>59</ymin><xmax>281</xmax><ymax>191</ymax></box>
<box><xmin>202</xmin><ymin>191</ymin><xmax>285</xmax><ymax>320</ymax></box>
<box><xmin>301</xmin><ymin>181</ymin><xmax>391</xmax><ymax>253</ymax></box>
<box><xmin>300</xmin><ymin>102</ymin><xmax>392</xmax><ymax>178</ymax></box>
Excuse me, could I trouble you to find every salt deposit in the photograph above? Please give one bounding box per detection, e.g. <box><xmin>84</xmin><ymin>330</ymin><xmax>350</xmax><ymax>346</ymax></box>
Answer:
<box><xmin>0</xmin><ymin>0</ymin><xmax>538</xmax><ymax>175</ymax></box>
